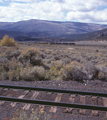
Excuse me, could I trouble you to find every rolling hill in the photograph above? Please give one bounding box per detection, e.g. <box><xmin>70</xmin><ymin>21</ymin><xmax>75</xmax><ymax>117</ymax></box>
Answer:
<box><xmin>0</xmin><ymin>19</ymin><xmax>107</xmax><ymax>41</ymax></box>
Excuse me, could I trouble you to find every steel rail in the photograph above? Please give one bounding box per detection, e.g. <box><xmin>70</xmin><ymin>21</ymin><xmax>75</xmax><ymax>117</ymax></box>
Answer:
<box><xmin>0</xmin><ymin>96</ymin><xmax>107</xmax><ymax>111</ymax></box>
<box><xmin>0</xmin><ymin>84</ymin><xmax>107</xmax><ymax>97</ymax></box>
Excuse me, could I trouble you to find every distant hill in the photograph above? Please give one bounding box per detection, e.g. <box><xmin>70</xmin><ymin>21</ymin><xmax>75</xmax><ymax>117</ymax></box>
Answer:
<box><xmin>61</xmin><ymin>28</ymin><xmax>107</xmax><ymax>41</ymax></box>
<box><xmin>0</xmin><ymin>19</ymin><xmax>107</xmax><ymax>40</ymax></box>
<box><xmin>0</xmin><ymin>30</ymin><xmax>26</xmax><ymax>39</ymax></box>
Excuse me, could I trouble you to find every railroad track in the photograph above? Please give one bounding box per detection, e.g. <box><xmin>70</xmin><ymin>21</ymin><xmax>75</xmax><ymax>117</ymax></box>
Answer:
<box><xmin>0</xmin><ymin>84</ymin><xmax>107</xmax><ymax>116</ymax></box>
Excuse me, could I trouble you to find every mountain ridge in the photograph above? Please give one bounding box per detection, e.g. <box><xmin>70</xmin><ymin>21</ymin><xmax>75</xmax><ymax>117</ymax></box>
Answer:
<box><xmin>0</xmin><ymin>19</ymin><xmax>107</xmax><ymax>41</ymax></box>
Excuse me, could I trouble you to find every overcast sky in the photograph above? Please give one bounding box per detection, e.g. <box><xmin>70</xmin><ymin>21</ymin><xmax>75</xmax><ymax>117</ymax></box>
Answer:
<box><xmin>0</xmin><ymin>0</ymin><xmax>107</xmax><ymax>24</ymax></box>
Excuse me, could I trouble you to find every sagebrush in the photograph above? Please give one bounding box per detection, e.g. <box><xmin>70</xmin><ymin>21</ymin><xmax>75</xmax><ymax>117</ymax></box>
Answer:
<box><xmin>0</xmin><ymin>43</ymin><xmax>107</xmax><ymax>81</ymax></box>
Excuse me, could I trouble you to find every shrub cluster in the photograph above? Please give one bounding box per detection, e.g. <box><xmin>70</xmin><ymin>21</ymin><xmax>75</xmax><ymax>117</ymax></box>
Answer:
<box><xmin>20</xmin><ymin>66</ymin><xmax>46</xmax><ymax>81</ymax></box>
<box><xmin>0</xmin><ymin>44</ymin><xmax>107</xmax><ymax>81</ymax></box>
<box><xmin>0</xmin><ymin>35</ymin><xmax>15</xmax><ymax>46</ymax></box>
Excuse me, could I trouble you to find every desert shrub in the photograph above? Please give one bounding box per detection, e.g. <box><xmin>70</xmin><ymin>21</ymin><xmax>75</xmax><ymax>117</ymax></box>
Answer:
<box><xmin>96</xmin><ymin>63</ymin><xmax>107</xmax><ymax>67</ymax></box>
<box><xmin>8</xmin><ymin>62</ymin><xmax>23</xmax><ymax>81</ymax></box>
<box><xmin>8</xmin><ymin>58</ymin><xmax>22</xmax><ymax>70</ymax></box>
<box><xmin>45</xmin><ymin>54</ymin><xmax>53</xmax><ymax>59</ymax></box>
<box><xmin>8</xmin><ymin>68</ymin><xmax>21</xmax><ymax>80</ymax></box>
<box><xmin>61</xmin><ymin>61</ymin><xmax>97</xmax><ymax>81</ymax></box>
<box><xmin>0</xmin><ymin>58</ymin><xmax>23</xmax><ymax>81</ymax></box>
<box><xmin>0</xmin><ymin>35</ymin><xmax>15</xmax><ymax>46</ymax></box>
<box><xmin>96</xmin><ymin>66</ymin><xmax>107</xmax><ymax>80</ymax></box>
<box><xmin>61</xmin><ymin>61</ymin><xmax>82</xmax><ymax>81</ymax></box>
<box><xmin>43</xmin><ymin>58</ymin><xmax>55</xmax><ymax>64</ymax></box>
<box><xmin>0</xmin><ymin>63</ymin><xmax>9</xmax><ymax>76</ymax></box>
<box><xmin>18</xmin><ymin>54</ymin><xmax>30</xmax><ymax>66</ymax></box>
<box><xmin>62</xmin><ymin>58</ymin><xmax>70</xmax><ymax>64</ymax></box>
<box><xmin>47</xmin><ymin>60</ymin><xmax>64</xmax><ymax>79</ymax></box>
<box><xmin>18</xmin><ymin>47</ymin><xmax>41</xmax><ymax>66</ymax></box>
<box><xmin>11</xmin><ymin>108</ymin><xmax>51</xmax><ymax>120</ymax></box>
<box><xmin>85</xmin><ymin>54</ymin><xmax>97</xmax><ymax>61</ymax></box>
<box><xmin>54</xmin><ymin>55</ymin><xmax>60</xmax><ymax>60</ymax></box>
<box><xmin>95</xmin><ymin>63</ymin><xmax>107</xmax><ymax>80</ymax></box>
<box><xmin>30</xmin><ymin>56</ymin><xmax>43</xmax><ymax>66</ymax></box>
<box><xmin>0</xmin><ymin>57</ymin><xmax>9</xmax><ymax>71</ymax></box>
<box><xmin>21</xmin><ymin>47</ymin><xmax>39</xmax><ymax>59</ymax></box>
<box><xmin>39</xmin><ymin>51</ymin><xmax>46</xmax><ymax>59</ymax></box>
<box><xmin>5</xmin><ymin>50</ymin><xmax>21</xmax><ymax>60</ymax></box>
<box><xmin>20</xmin><ymin>66</ymin><xmax>46</xmax><ymax>81</ymax></box>
<box><xmin>0</xmin><ymin>57</ymin><xmax>10</xmax><ymax>80</ymax></box>
<box><xmin>0</xmin><ymin>71</ymin><xmax>8</xmax><ymax>80</ymax></box>
<box><xmin>51</xmin><ymin>60</ymin><xmax>64</xmax><ymax>69</ymax></box>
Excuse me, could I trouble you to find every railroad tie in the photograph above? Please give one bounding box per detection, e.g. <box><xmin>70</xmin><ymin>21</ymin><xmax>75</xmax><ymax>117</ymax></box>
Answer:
<box><xmin>63</xmin><ymin>94</ymin><xmax>75</xmax><ymax>113</ymax></box>
<box><xmin>10</xmin><ymin>90</ymin><xmax>29</xmax><ymax>107</ymax></box>
<box><xmin>102</xmin><ymin>97</ymin><xmax>107</xmax><ymax>117</ymax></box>
<box><xmin>0</xmin><ymin>88</ymin><xmax>8</xmax><ymax>104</ymax></box>
<box><xmin>0</xmin><ymin>88</ymin><xmax>8</xmax><ymax>95</ymax></box>
<box><xmin>0</xmin><ymin>89</ymin><xmax>17</xmax><ymax>105</ymax></box>
<box><xmin>91</xmin><ymin>96</ymin><xmax>99</xmax><ymax>116</ymax></box>
<box><xmin>49</xmin><ymin>93</ymin><xmax>62</xmax><ymax>113</ymax></box>
<box><xmin>79</xmin><ymin>96</ymin><xmax>86</xmax><ymax>115</ymax></box>
<box><xmin>23</xmin><ymin>91</ymin><xmax>39</xmax><ymax>110</ymax></box>
<box><xmin>38</xmin><ymin>92</ymin><xmax>52</xmax><ymax>111</ymax></box>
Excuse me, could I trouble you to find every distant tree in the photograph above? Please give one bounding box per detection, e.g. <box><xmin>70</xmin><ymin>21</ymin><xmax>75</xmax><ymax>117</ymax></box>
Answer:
<box><xmin>0</xmin><ymin>35</ymin><xmax>15</xmax><ymax>46</ymax></box>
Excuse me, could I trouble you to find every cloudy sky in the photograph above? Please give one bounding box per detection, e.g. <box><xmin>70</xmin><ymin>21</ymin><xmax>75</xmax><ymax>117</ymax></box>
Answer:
<box><xmin>0</xmin><ymin>0</ymin><xmax>107</xmax><ymax>24</ymax></box>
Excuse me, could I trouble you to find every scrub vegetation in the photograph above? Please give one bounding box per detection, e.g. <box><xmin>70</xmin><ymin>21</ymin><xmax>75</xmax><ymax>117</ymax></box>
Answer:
<box><xmin>0</xmin><ymin>35</ymin><xmax>15</xmax><ymax>46</ymax></box>
<box><xmin>11</xmin><ymin>108</ymin><xmax>51</xmax><ymax>120</ymax></box>
<box><xmin>0</xmin><ymin>37</ymin><xmax>107</xmax><ymax>81</ymax></box>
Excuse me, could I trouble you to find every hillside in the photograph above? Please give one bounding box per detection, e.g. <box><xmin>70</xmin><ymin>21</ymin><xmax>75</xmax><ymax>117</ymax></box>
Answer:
<box><xmin>61</xmin><ymin>28</ymin><xmax>107</xmax><ymax>41</ymax></box>
<box><xmin>0</xmin><ymin>19</ymin><xmax>107</xmax><ymax>40</ymax></box>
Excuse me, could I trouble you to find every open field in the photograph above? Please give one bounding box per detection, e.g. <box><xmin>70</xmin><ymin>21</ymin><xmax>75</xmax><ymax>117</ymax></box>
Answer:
<box><xmin>0</xmin><ymin>42</ymin><xmax>107</xmax><ymax>81</ymax></box>
<box><xmin>75</xmin><ymin>41</ymin><xmax>107</xmax><ymax>46</ymax></box>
